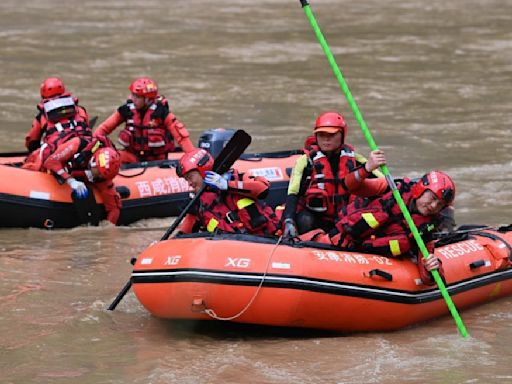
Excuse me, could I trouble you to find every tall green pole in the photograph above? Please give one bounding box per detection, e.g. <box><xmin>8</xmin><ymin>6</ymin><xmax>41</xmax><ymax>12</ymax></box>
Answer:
<box><xmin>299</xmin><ymin>0</ymin><xmax>468</xmax><ymax>338</ymax></box>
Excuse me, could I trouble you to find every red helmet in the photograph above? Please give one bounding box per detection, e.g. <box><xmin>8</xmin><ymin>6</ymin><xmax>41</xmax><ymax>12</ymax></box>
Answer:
<box><xmin>176</xmin><ymin>149</ymin><xmax>214</xmax><ymax>178</ymax></box>
<box><xmin>91</xmin><ymin>148</ymin><xmax>121</xmax><ymax>180</ymax></box>
<box><xmin>314</xmin><ymin>112</ymin><xmax>347</xmax><ymax>138</ymax></box>
<box><xmin>129</xmin><ymin>77</ymin><xmax>158</xmax><ymax>99</ymax></box>
<box><xmin>411</xmin><ymin>171</ymin><xmax>456</xmax><ymax>206</ymax></box>
<box><xmin>40</xmin><ymin>77</ymin><xmax>66</xmax><ymax>99</ymax></box>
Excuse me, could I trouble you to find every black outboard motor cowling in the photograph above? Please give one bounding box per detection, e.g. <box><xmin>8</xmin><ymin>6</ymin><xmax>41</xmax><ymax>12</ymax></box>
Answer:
<box><xmin>197</xmin><ymin>128</ymin><xmax>236</xmax><ymax>158</ymax></box>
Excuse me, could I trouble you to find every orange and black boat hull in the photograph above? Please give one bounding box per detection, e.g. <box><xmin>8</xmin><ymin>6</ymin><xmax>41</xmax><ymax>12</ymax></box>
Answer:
<box><xmin>130</xmin><ymin>228</ymin><xmax>512</xmax><ymax>332</ymax></box>
<box><xmin>0</xmin><ymin>151</ymin><xmax>297</xmax><ymax>228</ymax></box>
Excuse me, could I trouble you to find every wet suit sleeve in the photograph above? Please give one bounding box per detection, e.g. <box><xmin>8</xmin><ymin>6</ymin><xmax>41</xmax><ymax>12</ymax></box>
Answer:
<box><xmin>25</xmin><ymin>114</ymin><xmax>43</xmax><ymax>150</ymax></box>
<box><xmin>43</xmin><ymin>137</ymin><xmax>81</xmax><ymax>182</ymax></box>
<box><xmin>166</xmin><ymin>113</ymin><xmax>195</xmax><ymax>153</ymax></box>
<box><xmin>344</xmin><ymin>166</ymin><xmax>388</xmax><ymax>197</ymax></box>
<box><xmin>94</xmin><ymin>111</ymin><xmax>124</xmax><ymax>137</ymax></box>
<box><xmin>282</xmin><ymin>154</ymin><xmax>308</xmax><ymax>221</ymax></box>
<box><xmin>226</xmin><ymin>172</ymin><xmax>270</xmax><ymax>200</ymax></box>
<box><xmin>348</xmin><ymin>177</ymin><xmax>389</xmax><ymax>197</ymax></box>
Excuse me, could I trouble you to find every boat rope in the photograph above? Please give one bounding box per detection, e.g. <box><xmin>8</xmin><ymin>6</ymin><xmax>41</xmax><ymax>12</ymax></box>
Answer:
<box><xmin>117</xmin><ymin>167</ymin><xmax>148</xmax><ymax>178</ymax></box>
<box><xmin>203</xmin><ymin>235</ymin><xmax>283</xmax><ymax>321</ymax></box>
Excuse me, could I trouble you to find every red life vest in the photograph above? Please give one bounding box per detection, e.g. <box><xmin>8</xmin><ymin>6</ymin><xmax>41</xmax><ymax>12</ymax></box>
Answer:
<box><xmin>299</xmin><ymin>144</ymin><xmax>358</xmax><ymax>220</ymax></box>
<box><xmin>335</xmin><ymin>180</ymin><xmax>440</xmax><ymax>257</ymax></box>
<box><xmin>37</xmin><ymin>94</ymin><xmax>91</xmax><ymax>148</ymax></box>
<box><xmin>196</xmin><ymin>191</ymin><xmax>280</xmax><ymax>236</ymax></box>
<box><xmin>42</xmin><ymin>135</ymin><xmax>117</xmax><ymax>185</ymax></box>
<box><xmin>117</xmin><ymin>97</ymin><xmax>175</xmax><ymax>157</ymax></box>
<box><xmin>67</xmin><ymin>135</ymin><xmax>116</xmax><ymax>177</ymax></box>
<box><xmin>29</xmin><ymin>96</ymin><xmax>91</xmax><ymax>169</ymax></box>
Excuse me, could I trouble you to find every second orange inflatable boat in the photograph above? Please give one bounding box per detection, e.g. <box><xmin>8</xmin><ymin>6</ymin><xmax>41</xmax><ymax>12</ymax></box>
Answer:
<box><xmin>0</xmin><ymin>129</ymin><xmax>299</xmax><ymax>228</ymax></box>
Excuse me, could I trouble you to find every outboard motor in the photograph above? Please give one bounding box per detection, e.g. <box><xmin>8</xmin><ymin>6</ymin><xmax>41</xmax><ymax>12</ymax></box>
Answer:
<box><xmin>197</xmin><ymin>128</ymin><xmax>236</xmax><ymax>158</ymax></box>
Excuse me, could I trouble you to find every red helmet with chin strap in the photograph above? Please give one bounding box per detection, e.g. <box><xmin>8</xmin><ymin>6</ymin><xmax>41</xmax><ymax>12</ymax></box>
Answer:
<box><xmin>176</xmin><ymin>149</ymin><xmax>214</xmax><ymax>178</ymax></box>
<box><xmin>90</xmin><ymin>148</ymin><xmax>121</xmax><ymax>180</ymax></box>
<box><xmin>40</xmin><ymin>77</ymin><xmax>66</xmax><ymax>99</ymax></box>
<box><xmin>411</xmin><ymin>171</ymin><xmax>456</xmax><ymax>206</ymax></box>
<box><xmin>314</xmin><ymin>112</ymin><xmax>347</xmax><ymax>139</ymax></box>
<box><xmin>129</xmin><ymin>77</ymin><xmax>158</xmax><ymax>99</ymax></box>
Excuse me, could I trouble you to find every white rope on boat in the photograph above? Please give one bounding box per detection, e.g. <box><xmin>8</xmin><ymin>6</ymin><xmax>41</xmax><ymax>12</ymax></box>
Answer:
<box><xmin>203</xmin><ymin>235</ymin><xmax>283</xmax><ymax>321</ymax></box>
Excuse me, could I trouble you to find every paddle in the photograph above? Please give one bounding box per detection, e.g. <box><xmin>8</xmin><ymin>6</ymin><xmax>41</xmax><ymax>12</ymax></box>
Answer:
<box><xmin>107</xmin><ymin>129</ymin><xmax>252</xmax><ymax>311</ymax></box>
<box><xmin>71</xmin><ymin>188</ymin><xmax>102</xmax><ymax>226</ymax></box>
<box><xmin>299</xmin><ymin>0</ymin><xmax>469</xmax><ymax>337</ymax></box>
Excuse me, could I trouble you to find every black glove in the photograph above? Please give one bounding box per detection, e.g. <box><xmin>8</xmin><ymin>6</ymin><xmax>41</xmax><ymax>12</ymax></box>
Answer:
<box><xmin>28</xmin><ymin>140</ymin><xmax>40</xmax><ymax>152</ymax></box>
<box><xmin>283</xmin><ymin>218</ymin><xmax>298</xmax><ymax>238</ymax></box>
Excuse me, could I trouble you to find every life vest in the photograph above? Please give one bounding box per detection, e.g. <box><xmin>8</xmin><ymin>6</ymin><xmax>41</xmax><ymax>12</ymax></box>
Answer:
<box><xmin>336</xmin><ymin>180</ymin><xmax>440</xmax><ymax>257</ymax></box>
<box><xmin>37</xmin><ymin>94</ymin><xmax>91</xmax><ymax>147</ymax></box>
<box><xmin>197</xmin><ymin>191</ymin><xmax>280</xmax><ymax>236</ymax></box>
<box><xmin>67</xmin><ymin>136</ymin><xmax>117</xmax><ymax>179</ymax></box>
<box><xmin>299</xmin><ymin>144</ymin><xmax>357</xmax><ymax>220</ymax></box>
<box><xmin>117</xmin><ymin>97</ymin><xmax>175</xmax><ymax>157</ymax></box>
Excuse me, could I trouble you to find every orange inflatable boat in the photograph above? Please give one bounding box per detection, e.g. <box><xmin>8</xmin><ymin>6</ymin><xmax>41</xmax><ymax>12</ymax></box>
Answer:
<box><xmin>130</xmin><ymin>226</ymin><xmax>512</xmax><ymax>332</ymax></box>
<box><xmin>0</xmin><ymin>129</ymin><xmax>299</xmax><ymax>228</ymax></box>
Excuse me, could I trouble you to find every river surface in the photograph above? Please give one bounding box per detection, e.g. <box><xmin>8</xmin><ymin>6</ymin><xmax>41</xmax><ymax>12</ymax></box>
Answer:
<box><xmin>1</xmin><ymin>0</ymin><xmax>511</xmax><ymax>383</ymax></box>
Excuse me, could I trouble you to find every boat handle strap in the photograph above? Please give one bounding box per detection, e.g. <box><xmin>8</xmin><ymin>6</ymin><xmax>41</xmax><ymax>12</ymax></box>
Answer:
<box><xmin>469</xmin><ymin>260</ymin><xmax>486</xmax><ymax>270</ymax></box>
<box><xmin>368</xmin><ymin>269</ymin><xmax>393</xmax><ymax>282</ymax></box>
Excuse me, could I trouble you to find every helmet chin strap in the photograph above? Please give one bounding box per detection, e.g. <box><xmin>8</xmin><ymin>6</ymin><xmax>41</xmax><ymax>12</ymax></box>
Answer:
<box><xmin>323</xmin><ymin>148</ymin><xmax>340</xmax><ymax>158</ymax></box>
<box><xmin>85</xmin><ymin>169</ymin><xmax>95</xmax><ymax>183</ymax></box>
<box><xmin>145</xmin><ymin>95</ymin><xmax>159</xmax><ymax>106</ymax></box>
<box><xmin>87</xmin><ymin>158</ymin><xmax>98</xmax><ymax>182</ymax></box>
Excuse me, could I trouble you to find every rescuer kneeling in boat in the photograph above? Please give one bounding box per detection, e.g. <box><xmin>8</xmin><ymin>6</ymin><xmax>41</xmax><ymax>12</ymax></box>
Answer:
<box><xmin>281</xmin><ymin>111</ymin><xmax>388</xmax><ymax>239</ymax></box>
<box><xmin>176</xmin><ymin>148</ymin><xmax>280</xmax><ymax>235</ymax></box>
<box><xmin>93</xmin><ymin>77</ymin><xmax>195</xmax><ymax>164</ymax></box>
<box><xmin>314</xmin><ymin>170</ymin><xmax>455</xmax><ymax>285</ymax></box>
<box><xmin>43</xmin><ymin>136</ymin><xmax>122</xmax><ymax>225</ymax></box>
<box><xmin>23</xmin><ymin>77</ymin><xmax>92</xmax><ymax>171</ymax></box>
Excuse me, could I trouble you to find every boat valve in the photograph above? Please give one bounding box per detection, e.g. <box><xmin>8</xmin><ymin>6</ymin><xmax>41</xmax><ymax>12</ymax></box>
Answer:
<box><xmin>191</xmin><ymin>297</ymin><xmax>206</xmax><ymax>313</ymax></box>
<box><xmin>43</xmin><ymin>218</ymin><xmax>54</xmax><ymax>229</ymax></box>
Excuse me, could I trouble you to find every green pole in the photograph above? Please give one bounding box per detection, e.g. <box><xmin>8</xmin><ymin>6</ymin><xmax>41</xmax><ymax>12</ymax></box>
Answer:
<box><xmin>299</xmin><ymin>0</ymin><xmax>468</xmax><ymax>338</ymax></box>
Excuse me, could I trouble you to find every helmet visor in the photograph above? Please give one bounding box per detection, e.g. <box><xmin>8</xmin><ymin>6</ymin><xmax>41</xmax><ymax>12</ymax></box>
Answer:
<box><xmin>314</xmin><ymin>126</ymin><xmax>342</xmax><ymax>134</ymax></box>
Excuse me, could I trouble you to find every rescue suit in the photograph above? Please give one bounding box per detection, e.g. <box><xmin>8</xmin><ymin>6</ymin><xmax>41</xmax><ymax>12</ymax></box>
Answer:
<box><xmin>23</xmin><ymin>94</ymin><xmax>91</xmax><ymax>170</ymax></box>
<box><xmin>43</xmin><ymin>136</ymin><xmax>121</xmax><ymax>224</ymax></box>
<box><xmin>94</xmin><ymin>96</ymin><xmax>194</xmax><ymax>162</ymax></box>
<box><xmin>330</xmin><ymin>179</ymin><xmax>444</xmax><ymax>284</ymax></box>
<box><xmin>282</xmin><ymin>143</ymin><xmax>387</xmax><ymax>233</ymax></box>
<box><xmin>180</xmin><ymin>171</ymin><xmax>280</xmax><ymax>235</ymax></box>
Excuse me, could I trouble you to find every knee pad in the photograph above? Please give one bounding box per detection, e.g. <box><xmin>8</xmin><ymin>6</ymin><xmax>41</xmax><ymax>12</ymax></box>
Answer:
<box><xmin>296</xmin><ymin>210</ymin><xmax>317</xmax><ymax>235</ymax></box>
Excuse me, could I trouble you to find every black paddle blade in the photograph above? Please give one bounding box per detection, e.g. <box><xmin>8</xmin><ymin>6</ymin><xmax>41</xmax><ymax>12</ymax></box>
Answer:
<box><xmin>71</xmin><ymin>187</ymin><xmax>102</xmax><ymax>226</ymax></box>
<box><xmin>212</xmin><ymin>129</ymin><xmax>252</xmax><ymax>174</ymax></box>
<box><xmin>89</xmin><ymin>116</ymin><xmax>98</xmax><ymax>129</ymax></box>
<box><xmin>89</xmin><ymin>116</ymin><xmax>98</xmax><ymax>130</ymax></box>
